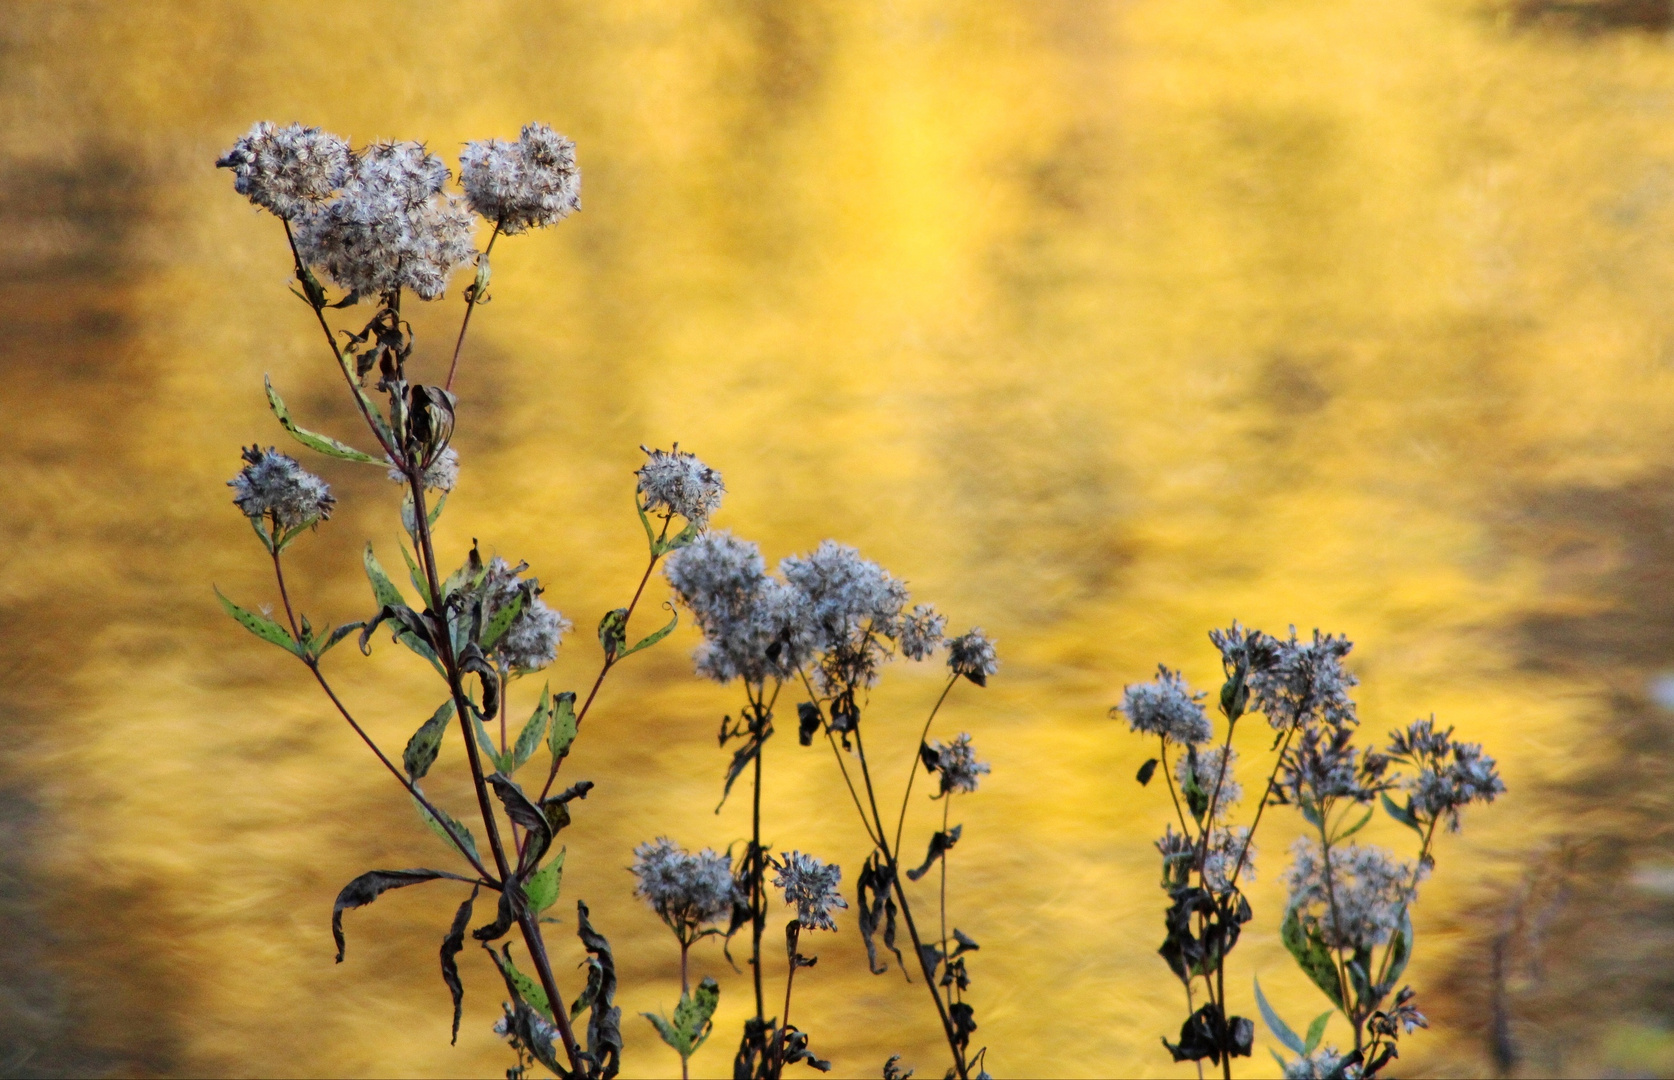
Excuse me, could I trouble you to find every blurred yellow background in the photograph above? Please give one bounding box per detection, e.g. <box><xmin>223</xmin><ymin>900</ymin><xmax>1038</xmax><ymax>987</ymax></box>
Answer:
<box><xmin>5</xmin><ymin>1</ymin><xmax>1674</xmax><ymax>1076</ymax></box>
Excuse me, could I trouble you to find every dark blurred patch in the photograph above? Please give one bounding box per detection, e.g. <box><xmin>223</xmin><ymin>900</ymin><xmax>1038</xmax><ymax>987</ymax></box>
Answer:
<box><xmin>1433</xmin><ymin>468</ymin><xmax>1674</xmax><ymax>1075</ymax></box>
<box><xmin>1505</xmin><ymin>0</ymin><xmax>1674</xmax><ymax>34</ymax></box>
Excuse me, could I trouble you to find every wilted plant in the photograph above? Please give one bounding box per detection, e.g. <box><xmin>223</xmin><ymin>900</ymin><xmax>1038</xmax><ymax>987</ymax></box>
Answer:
<box><xmin>213</xmin><ymin>120</ymin><xmax>699</xmax><ymax>1079</ymax></box>
<box><xmin>1116</xmin><ymin>624</ymin><xmax>1505</xmax><ymax>1078</ymax></box>
<box><xmin>662</xmin><ymin>534</ymin><xmax>995</xmax><ymax>1078</ymax></box>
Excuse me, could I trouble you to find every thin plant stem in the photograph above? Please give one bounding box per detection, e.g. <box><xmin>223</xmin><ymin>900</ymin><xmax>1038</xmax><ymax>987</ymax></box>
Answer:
<box><xmin>770</xmin><ymin>923</ymin><xmax>800</xmax><ymax>1080</ymax></box>
<box><xmin>1315</xmin><ymin>819</ymin><xmax>1358</xmax><ymax>1049</ymax></box>
<box><xmin>404</xmin><ymin>457</ymin><xmax>585</xmax><ymax>1074</ymax></box>
<box><xmin>534</xmin><ymin>513</ymin><xmax>672</xmax><ymax>804</ymax></box>
<box><xmin>938</xmin><ymin>796</ymin><xmax>951</xmax><ymax>1003</ymax></box>
<box><xmin>444</xmin><ymin>225</ymin><xmax>500</xmax><ymax>392</ymax></box>
<box><xmin>1225</xmin><ymin>727</ymin><xmax>1296</xmax><ymax>894</ymax></box>
<box><xmin>794</xmin><ymin>668</ymin><xmax>880</xmax><ymax>846</ymax></box>
<box><xmin>1160</xmin><ymin>738</ymin><xmax>1195</xmax><ymax>841</ymax></box>
<box><xmin>892</xmin><ymin>674</ymin><xmax>959</xmax><ymax>857</ymax></box>
<box><xmin>1193</xmin><ymin>716</ymin><xmax>1240</xmax><ymax>872</ymax></box>
<box><xmin>851</xmin><ymin>724</ymin><xmax>968</xmax><ymax>1080</ymax></box>
<box><xmin>748</xmin><ymin>680</ymin><xmax>768</xmax><ymax>1025</ymax></box>
<box><xmin>1371</xmin><ymin>815</ymin><xmax>1441</xmax><ymax>993</ymax></box>
<box><xmin>269</xmin><ymin>548</ymin><xmax>495</xmax><ymax>886</ymax></box>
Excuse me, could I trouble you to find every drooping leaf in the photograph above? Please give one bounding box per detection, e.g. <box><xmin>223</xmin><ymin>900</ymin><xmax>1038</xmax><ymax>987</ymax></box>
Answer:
<box><xmin>440</xmin><ymin>885</ymin><xmax>479</xmax><ymax>1044</ymax></box>
<box><xmin>1380</xmin><ymin>791</ymin><xmax>1423</xmax><ymax>836</ymax></box>
<box><xmin>498</xmin><ymin>946</ymin><xmax>552</xmax><ymax>1020</ymax></box>
<box><xmin>414</xmin><ymin>794</ymin><xmax>480</xmax><ymax>865</ymax></box>
<box><xmin>215</xmin><ymin>587</ymin><xmax>301</xmax><ymax>657</ymax></box>
<box><xmin>905</xmin><ymin>824</ymin><xmax>963</xmax><ymax>882</ymax></box>
<box><xmin>472</xmin><ymin>886</ymin><xmax>518</xmax><ymax>944</ymax></box>
<box><xmin>575</xmin><ymin>900</ymin><xmax>623</xmax><ymax>1077</ymax></box>
<box><xmin>488</xmin><ymin>772</ymin><xmax>553</xmax><ymax>871</ymax></box>
<box><xmin>1137</xmin><ymin>758</ymin><xmax>1160</xmax><ymax>786</ymax></box>
<box><xmin>950</xmin><ymin>929</ymin><xmax>980</xmax><ymax>957</ymax></box>
<box><xmin>522</xmin><ymin>848</ymin><xmax>565</xmax><ymax>914</ymax></box>
<box><xmin>548</xmin><ymin>691</ymin><xmax>578</xmax><ymax>761</ymax></box>
<box><xmin>1281</xmin><ymin>906</ymin><xmax>1345</xmax><ymax>1010</ymax></box>
<box><xmin>509</xmin><ymin>687</ymin><xmax>550</xmax><ymax>772</ymax></box>
<box><xmin>331</xmin><ymin>868</ymin><xmax>472</xmax><ymax>962</ymax></box>
<box><xmin>314</xmin><ymin>621</ymin><xmax>365</xmax><ymax>660</ymax></box>
<box><xmin>402</xmin><ymin>700</ymin><xmax>456</xmax><ymax>781</ymax></box>
<box><xmin>715</xmin><ymin>730</ymin><xmax>763</xmax><ymax>812</ymax></box>
<box><xmin>1304</xmin><ymin>1010</ymin><xmax>1331</xmax><ymax>1054</ymax></box>
<box><xmin>264</xmin><ymin>375</ymin><xmax>383</xmax><ymax>464</ymax></box>
<box><xmin>1253</xmin><ymin>975</ymin><xmax>1307</xmax><ymax>1055</ymax></box>
<box><xmin>616</xmin><ymin>606</ymin><xmax>677</xmax><ymax>660</ymax></box>
<box><xmin>798</xmin><ymin>702</ymin><xmax>822</xmax><ymax>746</ymax></box>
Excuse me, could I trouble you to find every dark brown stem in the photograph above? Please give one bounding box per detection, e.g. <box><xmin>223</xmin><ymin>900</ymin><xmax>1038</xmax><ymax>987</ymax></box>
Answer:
<box><xmin>770</xmin><ymin>922</ymin><xmax>800</xmax><ymax>1080</ymax></box>
<box><xmin>270</xmin><ymin>548</ymin><xmax>495</xmax><ymax>885</ymax></box>
<box><xmin>851</xmin><ymin>725</ymin><xmax>968</xmax><ymax>1080</ymax></box>
<box><xmin>405</xmin><ymin>462</ymin><xmax>585</xmax><ymax>1074</ymax></box>
<box><xmin>1225</xmin><ymin>726</ymin><xmax>1296</xmax><ymax>894</ymax></box>
<box><xmin>893</xmin><ymin>674</ymin><xmax>959</xmax><ymax>857</ymax></box>
<box><xmin>445</xmin><ymin>225</ymin><xmax>500</xmax><ymax>392</ymax></box>
<box><xmin>750</xmin><ymin>682</ymin><xmax>768</xmax><ymax>1024</ymax></box>
<box><xmin>796</xmin><ymin>669</ymin><xmax>880</xmax><ymax>847</ymax></box>
<box><xmin>938</xmin><ymin>796</ymin><xmax>951</xmax><ymax>1005</ymax></box>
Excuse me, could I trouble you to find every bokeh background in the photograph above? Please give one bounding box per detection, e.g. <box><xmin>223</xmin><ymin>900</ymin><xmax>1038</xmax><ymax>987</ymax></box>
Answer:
<box><xmin>5</xmin><ymin>1</ymin><xmax>1674</xmax><ymax>1076</ymax></box>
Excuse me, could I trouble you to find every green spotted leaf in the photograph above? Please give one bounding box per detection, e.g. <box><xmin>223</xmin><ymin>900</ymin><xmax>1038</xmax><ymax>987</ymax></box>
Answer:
<box><xmin>264</xmin><ymin>375</ymin><xmax>382</xmax><ymax>464</ymax></box>
<box><xmin>215</xmin><ymin>587</ymin><xmax>301</xmax><ymax>657</ymax></box>
<box><xmin>402</xmin><ymin>700</ymin><xmax>456</xmax><ymax>781</ymax></box>
<box><xmin>522</xmin><ymin>847</ymin><xmax>565</xmax><ymax>914</ymax></box>
<box><xmin>548</xmin><ymin>691</ymin><xmax>578</xmax><ymax>762</ymax></box>
<box><xmin>510</xmin><ymin>688</ymin><xmax>550</xmax><ymax>772</ymax></box>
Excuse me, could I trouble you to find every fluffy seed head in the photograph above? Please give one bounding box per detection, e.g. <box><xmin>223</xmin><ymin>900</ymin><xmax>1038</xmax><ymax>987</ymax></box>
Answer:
<box><xmin>772</xmin><ymin>851</ymin><xmax>848</xmax><ymax>931</ymax></box>
<box><xmin>898</xmin><ymin>604</ymin><xmax>947</xmax><ymax>661</ymax></box>
<box><xmin>229</xmin><ymin>446</ymin><xmax>335</xmax><ymax>530</ymax></box>
<box><xmin>1283</xmin><ymin>1047</ymin><xmax>1358</xmax><ymax>1080</ymax></box>
<box><xmin>665</xmin><ymin>532</ymin><xmax>815</xmax><ymax>684</ymax></box>
<box><xmin>1247</xmin><ymin>627</ymin><xmax>1359</xmax><ymax>730</ymax></box>
<box><xmin>636</xmin><ymin>445</ymin><xmax>725</xmax><ymax>528</ymax></box>
<box><xmin>459</xmin><ymin>122</ymin><xmax>581</xmax><ymax>233</ymax></box>
<box><xmin>1388</xmin><ymin>717</ymin><xmax>1505</xmax><ymax>832</ymax></box>
<box><xmin>925</xmin><ymin>733</ymin><xmax>990</xmax><ymax>795</ymax></box>
<box><xmin>467</xmin><ymin>557</ymin><xmax>571</xmax><ymax>674</ymax></box>
<box><xmin>947</xmin><ymin>628</ymin><xmax>999</xmax><ymax>687</ymax></box>
<box><xmin>293</xmin><ymin>140</ymin><xmax>476</xmax><ymax>300</ymax></box>
<box><xmin>631</xmin><ymin>838</ymin><xmax>738</xmax><ymax>935</ymax></box>
<box><xmin>217</xmin><ymin>121</ymin><xmax>350</xmax><ymax>220</ymax></box>
<box><xmin>1285</xmin><ymin>839</ymin><xmax>1420</xmax><ymax>952</ymax></box>
<box><xmin>1117</xmin><ymin>666</ymin><xmax>1212</xmax><ymax>745</ymax></box>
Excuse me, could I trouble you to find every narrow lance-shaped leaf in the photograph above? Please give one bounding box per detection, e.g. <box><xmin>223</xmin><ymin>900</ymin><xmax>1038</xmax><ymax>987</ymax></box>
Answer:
<box><xmin>470</xmin><ymin>708</ymin><xmax>512</xmax><ymax>775</ymax></box>
<box><xmin>547</xmin><ymin>691</ymin><xmax>578</xmax><ymax>761</ymax></box>
<box><xmin>314</xmin><ymin>621</ymin><xmax>365</xmax><ymax>660</ymax></box>
<box><xmin>522</xmin><ymin>847</ymin><xmax>565</xmax><ymax>915</ymax></box>
<box><xmin>332</xmin><ymin>868</ymin><xmax>473</xmax><ymax>962</ymax></box>
<box><xmin>215</xmin><ymin>587</ymin><xmax>301</xmax><ymax>657</ymax></box>
<box><xmin>1304</xmin><ymin>1011</ymin><xmax>1331</xmax><ymax>1055</ymax></box>
<box><xmin>440</xmin><ymin>885</ymin><xmax>479</xmax><ymax>1045</ymax></box>
<box><xmin>1379</xmin><ymin>911</ymin><xmax>1415</xmax><ymax>995</ymax></box>
<box><xmin>1380</xmin><ymin>791</ymin><xmax>1423</xmax><ymax>836</ymax></box>
<box><xmin>403</xmin><ymin>700</ymin><xmax>456</xmax><ymax>781</ymax></box>
<box><xmin>1253</xmin><ymin>975</ymin><xmax>1307</xmax><ymax>1055</ymax></box>
<box><xmin>413</xmin><ymin>794</ymin><xmax>480</xmax><ymax>865</ymax></box>
<box><xmin>509</xmin><ymin>687</ymin><xmax>550</xmax><ymax>773</ymax></box>
<box><xmin>1333</xmin><ymin>804</ymin><xmax>1375</xmax><ymax>844</ymax></box>
<box><xmin>400</xmin><ymin>543</ymin><xmax>432</xmax><ymax>608</ymax></box>
<box><xmin>616</xmin><ymin>606</ymin><xmax>678</xmax><ymax>660</ymax></box>
<box><xmin>480</xmin><ymin>593</ymin><xmax>524</xmax><ymax>653</ymax></box>
<box><xmin>264</xmin><ymin>375</ymin><xmax>383</xmax><ymax>464</ymax></box>
<box><xmin>1281</xmin><ymin>906</ymin><xmax>1345</xmax><ymax>1010</ymax></box>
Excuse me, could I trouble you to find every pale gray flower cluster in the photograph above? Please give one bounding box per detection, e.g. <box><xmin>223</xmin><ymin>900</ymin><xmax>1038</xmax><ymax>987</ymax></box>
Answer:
<box><xmin>217</xmin><ymin>121</ymin><xmax>350</xmax><ymax>221</ymax></box>
<box><xmin>1284</xmin><ymin>839</ymin><xmax>1420</xmax><ymax>952</ymax></box>
<box><xmin>1275</xmin><ymin>722</ymin><xmax>1387</xmax><ymax>807</ymax></box>
<box><xmin>389</xmin><ymin>447</ymin><xmax>459</xmax><ymax>493</ymax></box>
<box><xmin>947</xmin><ymin>628</ymin><xmax>999</xmax><ymax>687</ymax></box>
<box><xmin>1247</xmin><ymin>627</ymin><xmax>1359</xmax><ymax>730</ymax></box>
<box><xmin>772</xmin><ymin>851</ymin><xmax>848</xmax><ymax>931</ymax></box>
<box><xmin>1282</xmin><ymin>1047</ymin><xmax>1359</xmax><ymax>1080</ymax></box>
<box><xmin>782</xmin><ymin>541</ymin><xmax>909</xmax><ymax>656</ymax></box>
<box><xmin>630</xmin><ymin>837</ymin><xmax>738</xmax><ymax>934</ymax></box>
<box><xmin>897</xmin><ymin>603</ymin><xmax>947</xmax><ymax>661</ymax></box>
<box><xmin>664</xmin><ymin>532</ymin><xmax>814</xmax><ymax>684</ymax></box>
<box><xmin>636</xmin><ymin>445</ymin><xmax>725</xmax><ymax>528</ymax></box>
<box><xmin>1118</xmin><ymin>666</ymin><xmax>1212</xmax><ymax>746</ymax></box>
<box><xmin>468</xmin><ymin>556</ymin><xmax>571</xmax><ymax>673</ymax></box>
<box><xmin>1179</xmin><ymin>745</ymin><xmax>1241</xmax><ymax>815</ymax></box>
<box><xmin>459</xmin><ymin>122</ymin><xmax>581</xmax><ymax>233</ymax></box>
<box><xmin>1388</xmin><ymin>717</ymin><xmax>1505</xmax><ymax>832</ymax></box>
<box><xmin>926</xmin><ymin>733</ymin><xmax>990</xmax><ymax>795</ymax></box>
<box><xmin>294</xmin><ymin>140</ymin><xmax>476</xmax><ymax>300</ymax></box>
<box><xmin>1200</xmin><ymin>825</ymin><xmax>1255</xmax><ymax>892</ymax></box>
<box><xmin>229</xmin><ymin>446</ymin><xmax>335</xmax><ymax>530</ymax></box>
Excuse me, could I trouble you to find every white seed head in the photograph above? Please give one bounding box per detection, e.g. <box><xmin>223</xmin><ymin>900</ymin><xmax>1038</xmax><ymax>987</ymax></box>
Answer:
<box><xmin>217</xmin><ymin>121</ymin><xmax>350</xmax><ymax>220</ymax></box>
<box><xmin>631</xmin><ymin>837</ymin><xmax>738</xmax><ymax>932</ymax></box>
<box><xmin>459</xmin><ymin>122</ymin><xmax>581</xmax><ymax>233</ymax></box>
<box><xmin>926</xmin><ymin>733</ymin><xmax>990</xmax><ymax>795</ymax></box>
<box><xmin>1118</xmin><ymin>666</ymin><xmax>1212</xmax><ymax>745</ymax></box>
<box><xmin>228</xmin><ymin>445</ymin><xmax>335</xmax><ymax>530</ymax></box>
<box><xmin>636</xmin><ymin>445</ymin><xmax>725</xmax><ymax>528</ymax></box>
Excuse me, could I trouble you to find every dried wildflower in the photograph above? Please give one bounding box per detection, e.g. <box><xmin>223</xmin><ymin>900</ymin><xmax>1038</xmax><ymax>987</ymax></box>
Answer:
<box><xmin>216</xmin><ymin>121</ymin><xmax>350</xmax><ymax>221</ymax></box>
<box><xmin>229</xmin><ymin>446</ymin><xmax>335</xmax><ymax>530</ymax></box>
<box><xmin>1388</xmin><ymin>717</ymin><xmax>1505</xmax><ymax>832</ymax></box>
<box><xmin>947</xmin><ymin>628</ymin><xmax>999</xmax><ymax>688</ymax></box>
<box><xmin>459</xmin><ymin>122</ymin><xmax>581</xmax><ymax>233</ymax></box>
<box><xmin>1368</xmin><ymin>987</ymin><xmax>1428</xmax><ymax>1040</ymax></box>
<box><xmin>631</xmin><ymin>837</ymin><xmax>738</xmax><ymax>936</ymax></box>
<box><xmin>781</xmin><ymin>542</ymin><xmax>910</xmax><ymax>691</ymax></box>
<box><xmin>771</xmin><ymin>851</ymin><xmax>848</xmax><ymax>931</ymax></box>
<box><xmin>1245</xmin><ymin>627</ymin><xmax>1358</xmax><ymax>731</ymax></box>
<box><xmin>636</xmin><ymin>445</ymin><xmax>725</xmax><ymax>528</ymax></box>
<box><xmin>1178</xmin><ymin>745</ymin><xmax>1241</xmax><ymax>815</ymax></box>
<box><xmin>897</xmin><ymin>603</ymin><xmax>947</xmax><ymax>661</ymax></box>
<box><xmin>1117</xmin><ymin>666</ymin><xmax>1212</xmax><ymax>746</ymax></box>
<box><xmin>1285</xmin><ymin>839</ymin><xmax>1420</xmax><ymax>952</ymax></box>
<box><xmin>294</xmin><ymin>140</ymin><xmax>476</xmax><ymax>300</ymax></box>
<box><xmin>389</xmin><ymin>446</ymin><xmax>459</xmax><ymax>493</ymax></box>
<box><xmin>1274</xmin><ymin>722</ymin><xmax>1388</xmax><ymax>808</ymax></box>
<box><xmin>467</xmin><ymin>557</ymin><xmax>571</xmax><ymax>673</ymax></box>
<box><xmin>1156</xmin><ymin>825</ymin><xmax>1196</xmax><ymax>889</ymax></box>
<box><xmin>1201</xmin><ymin>825</ymin><xmax>1255</xmax><ymax>892</ymax></box>
<box><xmin>924</xmin><ymin>733</ymin><xmax>990</xmax><ymax>795</ymax></box>
<box><xmin>665</xmin><ymin>532</ymin><xmax>814</xmax><ymax>684</ymax></box>
<box><xmin>1282</xmin><ymin>1046</ymin><xmax>1359</xmax><ymax>1080</ymax></box>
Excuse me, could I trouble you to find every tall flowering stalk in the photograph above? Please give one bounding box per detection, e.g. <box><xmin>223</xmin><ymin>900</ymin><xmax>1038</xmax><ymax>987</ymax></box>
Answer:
<box><xmin>1116</xmin><ymin>625</ymin><xmax>1505</xmax><ymax>1078</ymax></box>
<box><xmin>213</xmin><ymin>120</ymin><xmax>693</xmax><ymax>1079</ymax></box>
<box><xmin>663</xmin><ymin>536</ymin><xmax>993</xmax><ymax>1078</ymax></box>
